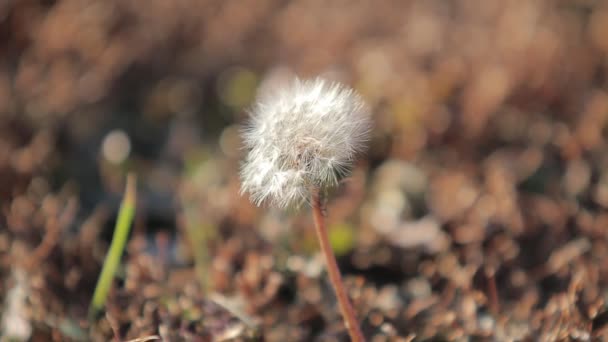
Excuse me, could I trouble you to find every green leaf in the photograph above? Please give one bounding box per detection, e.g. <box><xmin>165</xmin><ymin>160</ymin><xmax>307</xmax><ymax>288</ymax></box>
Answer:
<box><xmin>89</xmin><ymin>173</ymin><xmax>137</xmax><ymax>319</ymax></box>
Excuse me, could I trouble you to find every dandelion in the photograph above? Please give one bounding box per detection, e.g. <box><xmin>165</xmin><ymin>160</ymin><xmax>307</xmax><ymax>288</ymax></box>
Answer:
<box><xmin>240</xmin><ymin>77</ymin><xmax>371</xmax><ymax>341</ymax></box>
<box><xmin>240</xmin><ymin>77</ymin><xmax>371</xmax><ymax>208</ymax></box>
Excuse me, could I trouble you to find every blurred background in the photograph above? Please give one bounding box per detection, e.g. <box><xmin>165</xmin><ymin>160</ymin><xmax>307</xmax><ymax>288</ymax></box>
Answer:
<box><xmin>2</xmin><ymin>0</ymin><xmax>608</xmax><ymax>340</ymax></box>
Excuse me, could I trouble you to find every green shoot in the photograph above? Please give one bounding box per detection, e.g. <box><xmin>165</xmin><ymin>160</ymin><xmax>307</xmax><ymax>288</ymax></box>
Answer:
<box><xmin>89</xmin><ymin>173</ymin><xmax>137</xmax><ymax>319</ymax></box>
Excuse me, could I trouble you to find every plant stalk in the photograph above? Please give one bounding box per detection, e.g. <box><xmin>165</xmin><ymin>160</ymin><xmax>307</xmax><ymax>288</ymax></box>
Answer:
<box><xmin>311</xmin><ymin>188</ymin><xmax>365</xmax><ymax>342</ymax></box>
<box><xmin>89</xmin><ymin>173</ymin><xmax>137</xmax><ymax>319</ymax></box>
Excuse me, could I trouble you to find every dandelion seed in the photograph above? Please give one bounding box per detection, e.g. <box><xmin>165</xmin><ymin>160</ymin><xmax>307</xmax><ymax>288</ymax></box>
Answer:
<box><xmin>240</xmin><ymin>77</ymin><xmax>372</xmax><ymax>208</ymax></box>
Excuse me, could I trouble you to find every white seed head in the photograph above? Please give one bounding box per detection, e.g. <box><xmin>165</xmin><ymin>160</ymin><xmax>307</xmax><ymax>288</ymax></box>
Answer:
<box><xmin>240</xmin><ymin>77</ymin><xmax>372</xmax><ymax>208</ymax></box>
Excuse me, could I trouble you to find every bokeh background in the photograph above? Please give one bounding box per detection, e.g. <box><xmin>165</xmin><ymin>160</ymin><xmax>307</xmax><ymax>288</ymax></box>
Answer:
<box><xmin>2</xmin><ymin>0</ymin><xmax>608</xmax><ymax>340</ymax></box>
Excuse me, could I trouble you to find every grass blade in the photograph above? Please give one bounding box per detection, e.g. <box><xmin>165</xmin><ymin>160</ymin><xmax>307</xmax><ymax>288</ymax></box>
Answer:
<box><xmin>89</xmin><ymin>173</ymin><xmax>137</xmax><ymax>318</ymax></box>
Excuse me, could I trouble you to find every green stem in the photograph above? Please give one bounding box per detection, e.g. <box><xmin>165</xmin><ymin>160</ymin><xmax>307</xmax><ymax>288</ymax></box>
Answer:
<box><xmin>89</xmin><ymin>173</ymin><xmax>137</xmax><ymax>319</ymax></box>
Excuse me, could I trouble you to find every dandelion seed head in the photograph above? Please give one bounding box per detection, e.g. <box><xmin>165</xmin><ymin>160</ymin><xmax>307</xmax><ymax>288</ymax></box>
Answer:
<box><xmin>240</xmin><ymin>77</ymin><xmax>372</xmax><ymax>208</ymax></box>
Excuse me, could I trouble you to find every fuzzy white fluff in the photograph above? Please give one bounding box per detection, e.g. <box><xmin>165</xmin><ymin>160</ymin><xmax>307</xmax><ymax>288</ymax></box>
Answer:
<box><xmin>240</xmin><ymin>77</ymin><xmax>372</xmax><ymax>208</ymax></box>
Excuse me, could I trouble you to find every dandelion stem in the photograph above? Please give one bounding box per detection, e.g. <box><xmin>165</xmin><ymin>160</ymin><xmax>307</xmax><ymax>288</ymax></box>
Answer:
<box><xmin>311</xmin><ymin>188</ymin><xmax>365</xmax><ymax>342</ymax></box>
